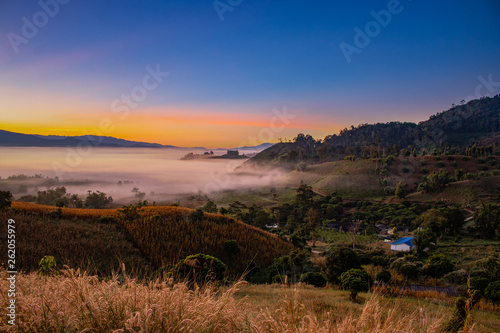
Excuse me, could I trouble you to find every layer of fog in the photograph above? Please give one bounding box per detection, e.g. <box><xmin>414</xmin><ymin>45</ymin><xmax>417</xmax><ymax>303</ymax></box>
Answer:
<box><xmin>0</xmin><ymin>147</ymin><xmax>285</xmax><ymax>204</ymax></box>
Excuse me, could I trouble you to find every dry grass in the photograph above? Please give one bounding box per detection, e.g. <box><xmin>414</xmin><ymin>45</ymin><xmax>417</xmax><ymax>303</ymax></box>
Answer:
<box><xmin>0</xmin><ymin>268</ymin><xmax>459</xmax><ymax>333</ymax></box>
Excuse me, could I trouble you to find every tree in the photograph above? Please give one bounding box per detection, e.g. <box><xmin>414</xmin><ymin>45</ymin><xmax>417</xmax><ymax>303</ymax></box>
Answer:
<box><xmin>395</xmin><ymin>182</ymin><xmax>407</xmax><ymax>199</ymax></box>
<box><xmin>325</xmin><ymin>247</ymin><xmax>361</xmax><ymax>283</ymax></box>
<box><xmin>295</xmin><ymin>183</ymin><xmax>314</xmax><ymax>208</ymax></box>
<box><xmin>417</xmin><ymin>170</ymin><xmax>452</xmax><ymax>193</ymax></box>
<box><xmin>340</xmin><ymin>268</ymin><xmax>371</xmax><ymax>301</ymax></box>
<box><xmin>202</xmin><ymin>200</ymin><xmax>217</xmax><ymax>213</ymax></box>
<box><xmin>348</xmin><ymin>220</ymin><xmax>362</xmax><ymax>249</ymax></box>
<box><xmin>420</xmin><ymin>207</ymin><xmax>465</xmax><ymax>240</ymax></box>
<box><xmin>228</xmin><ymin>201</ymin><xmax>246</xmax><ymax>218</ymax></box>
<box><xmin>306</xmin><ymin>208</ymin><xmax>321</xmax><ymax>247</ymax></box>
<box><xmin>85</xmin><ymin>191</ymin><xmax>113</xmax><ymax>209</ymax></box>
<box><xmin>413</xmin><ymin>228</ymin><xmax>436</xmax><ymax>254</ymax></box>
<box><xmin>474</xmin><ymin>203</ymin><xmax>500</xmax><ymax>239</ymax></box>
<box><xmin>0</xmin><ymin>191</ymin><xmax>13</xmax><ymax>210</ymax></box>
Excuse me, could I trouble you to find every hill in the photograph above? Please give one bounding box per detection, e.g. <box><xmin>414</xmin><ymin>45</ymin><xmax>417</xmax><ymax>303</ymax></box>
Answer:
<box><xmin>2</xmin><ymin>202</ymin><xmax>294</xmax><ymax>276</ymax></box>
<box><xmin>247</xmin><ymin>96</ymin><xmax>500</xmax><ymax>168</ymax></box>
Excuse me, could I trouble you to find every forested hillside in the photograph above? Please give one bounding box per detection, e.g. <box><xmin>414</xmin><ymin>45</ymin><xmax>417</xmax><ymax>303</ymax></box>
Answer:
<box><xmin>248</xmin><ymin>96</ymin><xmax>500</xmax><ymax>167</ymax></box>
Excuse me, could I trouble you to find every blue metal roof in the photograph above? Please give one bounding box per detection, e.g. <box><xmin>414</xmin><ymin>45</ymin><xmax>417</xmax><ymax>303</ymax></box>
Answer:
<box><xmin>390</xmin><ymin>237</ymin><xmax>414</xmax><ymax>246</ymax></box>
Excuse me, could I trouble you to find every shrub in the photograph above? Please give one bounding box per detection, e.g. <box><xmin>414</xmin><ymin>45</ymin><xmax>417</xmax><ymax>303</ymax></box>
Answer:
<box><xmin>424</xmin><ymin>254</ymin><xmax>454</xmax><ymax>278</ymax></box>
<box><xmin>450</xmin><ymin>161</ymin><xmax>457</xmax><ymax>167</ymax></box>
<box><xmin>455</xmin><ymin>169</ymin><xmax>465</xmax><ymax>181</ymax></box>
<box><xmin>98</xmin><ymin>216</ymin><xmax>116</xmax><ymax>224</ymax></box>
<box><xmin>447</xmin><ymin>156</ymin><xmax>454</xmax><ymax>161</ymax></box>
<box><xmin>190</xmin><ymin>209</ymin><xmax>204</xmax><ymax>222</ymax></box>
<box><xmin>0</xmin><ymin>191</ymin><xmax>13</xmax><ymax>210</ymax></box>
<box><xmin>19</xmin><ymin>194</ymin><xmax>37</xmax><ymax>202</ymax></box>
<box><xmin>478</xmin><ymin>165</ymin><xmax>489</xmax><ymax>171</ymax></box>
<box><xmin>171</xmin><ymin>254</ymin><xmax>226</xmax><ymax>286</ymax></box>
<box><xmin>223</xmin><ymin>240</ymin><xmax>240</xmax><ymax>255</ymax></box>
<box><xmin>419</xmin><ymin>160</ymin><xmax>427</xmax><ymax>166</ymax></box>
<box><xmin>436</xmin><ymin>161</ymin><xmax>445</xmax><ymax>168</ymax></box>
<box><xmin>470</xmin><ymin>276</ymin><xmax>490</xmax><ymax>296</ymax></box>
<box><xmin>340</xmin><ymin>269</ymin><xmax>371</xmax><ymax>301</ymax></box>
<box><xmin>401</xmin><ymin>167</ymin><xmax>410</xmax><ymax>173</ymax></box>
<box><xmin>300</xmin><ymin>272</ymin><xmax>327</xmax><ymax>287</ymax></box>
<box><xmin>420</xmin><ymin>168</ymin><xmax>429</xmax><ymax>174</ymax></box>
<box><xmin>38</xmin><ymin>255</ymin><xmax>58</xmax><ymax>277</ymax></box>
<box><xmin>484</xmin><ymin>281</ymin><xmax>500</xmax><ymax>303</ymax></box>
<box><xmin>462</xmin><ymin>156</ymin><xmax>470</xmax><ymax>161</ymax></box>
<box><xmin>418</xmin><ymin>170</ymin><xmax>452</xmax><ymax>193</ymax></box>
<box><xmin>478</xmin><ymin>158</ymin><xmax>486</xmax><ymax>164</ymax></box>
<box><xmin>376</xmin><ymin>270</ymin><xmax>392</xmax><ymax>284</ymax></box>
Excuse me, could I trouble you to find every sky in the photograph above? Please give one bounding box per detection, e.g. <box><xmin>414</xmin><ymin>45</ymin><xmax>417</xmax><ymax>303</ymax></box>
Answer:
<box><xmin>0</xmin><ymin>0</ymin><xmax>499</xmax><ymax>148</ymax></box>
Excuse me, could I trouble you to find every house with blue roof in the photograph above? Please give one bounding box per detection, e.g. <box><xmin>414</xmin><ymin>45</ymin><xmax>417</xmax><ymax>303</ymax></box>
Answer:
<box><xmin>390</xmin><ymin>237</ymin><xmax>415</xmax><ymax>252</ymax></box>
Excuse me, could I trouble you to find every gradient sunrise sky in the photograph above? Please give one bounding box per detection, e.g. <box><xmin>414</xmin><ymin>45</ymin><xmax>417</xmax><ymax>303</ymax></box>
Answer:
<box><xmin>1</xmin><ymin>0</ymin><xmax>499</xmax><ymax>147</ymax></box>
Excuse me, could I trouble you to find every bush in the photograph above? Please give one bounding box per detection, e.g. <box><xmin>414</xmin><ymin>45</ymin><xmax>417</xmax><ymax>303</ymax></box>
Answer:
<box><xmin>171</xmin><ymin>254</ymin><xmax>226</xmax><ymax>286</ymax></box>
<box><xmin>98</xmin><ymin>216</ymin><xmax>116</xmax><ymax>224</ymax></box>
<box><xmin>0</xmin><ymin>191</ymin><xmax>13</xmax><ymax>210</ymax></box>
<box><xmin>424</xmin><ymin>254</ymin><xmax>454</xmax><ymax>278</ymax></box>
<box><xmin>436</xmin><ymin>161</ymin><xmax>445</xmax><ymax>168</ymax></box>
<box><xmin>300</xmin><ymin>272</ymin><xmax>327</xmax><ymax>287</ymax></box>
<box><xmin>419</xmin><ymin>160</ymin><xmax>427</xmax><ymax>166</ymax></box>
<box><xmin>450</xmin><ymin>161</ymin><xmax>457</xmax><ymax>167</ymax></box>
<box><xmin>19</xmin><ymin>194</ymin><xmax>37</xmax><ymax>202</ymax></box>
<box><xmin>420</xmin><ymin>168</ymin><xmax>429</xmax><ymax>174</ymax></box>
<box><xmin>223</xmin><ymin>240</ymin><xmax>240</xmax><ymax>255</ymax></box>
<box><xmin>401</xmin><ymin>167</ymin><xmax>410</xmax><ymax>173</ymax></box>
<box><xmin>340</xmin><ymin>269</ymin><xmax>371</xmax><ymax>301</ymax></box>
<box><xmin>38</xmin><ymin>255</ymin><xmax>58</xmax><ymax>277</ymax></box>
<box><xmin>376</xmin><ymin>270</ymin><xmax>392</xmax><ymax>284</ymax></box>
<box><xmin>478</xmin><ymin>165</ymin><xmax>489</xmax><ymax>171</ymax></box>
<box><xmin>190</xmin><ymin>209</ymin><xmax>204</xmax><ymax>222</ymax></box>
<box><xmin>484</xmin><ymin>281</ymin><xmax>500</xmax><ymax>303</ymax></box>
<box><xmin>470</xmin><ymin>276</ymin><xmax>490</xmax><ymax>296</ymax></box>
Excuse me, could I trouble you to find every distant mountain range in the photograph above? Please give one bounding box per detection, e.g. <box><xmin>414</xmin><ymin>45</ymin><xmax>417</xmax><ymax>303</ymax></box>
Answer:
<box><xmin>248</xmin><ymin>95</ymin><xmax>500</xmax><ymax>167</ymax></box>
<box><xmin>0</xmin><ymin>130</ymin><xmax>274</xmax><ymax>151</ymax></box>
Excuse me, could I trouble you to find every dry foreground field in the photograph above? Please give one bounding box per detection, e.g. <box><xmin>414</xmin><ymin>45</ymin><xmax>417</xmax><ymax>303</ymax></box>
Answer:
<box><xmin>0</xmin><ymin>268</ymin><xmax>499</xmax><ymax>332</ymax></box>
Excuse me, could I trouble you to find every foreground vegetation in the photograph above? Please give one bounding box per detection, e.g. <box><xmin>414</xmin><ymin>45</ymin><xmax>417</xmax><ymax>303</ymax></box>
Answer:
<box><xmin>4</xmin><ymin>267</ymin><xmax>496</xmax><ymax>332</ymax></box>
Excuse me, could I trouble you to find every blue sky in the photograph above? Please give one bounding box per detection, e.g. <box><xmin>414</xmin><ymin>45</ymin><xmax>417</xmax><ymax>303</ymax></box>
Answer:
<box><xmin>0</xmin><ymin>0</ymin><xmax>499</xmax><ymax>146</ymax></box>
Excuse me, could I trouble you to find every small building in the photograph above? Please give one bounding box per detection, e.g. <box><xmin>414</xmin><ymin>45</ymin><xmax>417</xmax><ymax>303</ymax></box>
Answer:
<box><xmin>390</xmin><ymin>237</ymin><xmax>415</xmax><ymax>252</ymax></box>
